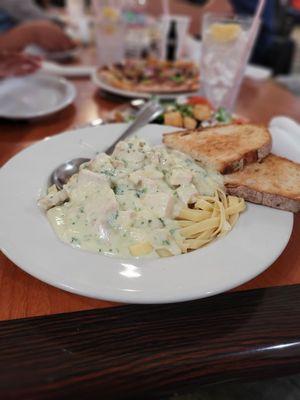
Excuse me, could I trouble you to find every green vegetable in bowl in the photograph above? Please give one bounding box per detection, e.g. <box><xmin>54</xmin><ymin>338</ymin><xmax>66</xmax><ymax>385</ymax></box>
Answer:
<box><xmin>215</xmin><ymin>107</ymin><xmax>232</xmax><ymax>123</ymax></box>
<box><xmin>177</xmin><ymin>104</ymin><xmax>194</xmax><ymax>117</ymax></box>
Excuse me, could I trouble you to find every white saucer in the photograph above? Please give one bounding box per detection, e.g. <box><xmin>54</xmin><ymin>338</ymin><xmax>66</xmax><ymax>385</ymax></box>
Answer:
<box><xmin>0</xmin><ymin>73</ymin><xmax>76</xmax><ymax>120</ymax></box>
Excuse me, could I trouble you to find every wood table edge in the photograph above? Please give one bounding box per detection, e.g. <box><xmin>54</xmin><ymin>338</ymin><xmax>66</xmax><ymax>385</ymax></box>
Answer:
<box><xmin>0</xmin><ymin>284</ymin><xmax>300</xmax><ymax>399</ymax></box>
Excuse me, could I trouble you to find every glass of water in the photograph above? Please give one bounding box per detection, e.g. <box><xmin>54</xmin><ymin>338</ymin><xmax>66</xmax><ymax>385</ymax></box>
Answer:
<box><xmin>93</xmin><ymin>0</ymin><xmax>126</xmax><ymax>66</ymax></box>
<box><xmin>201</xmin><ymin>13</ymin><xmax>255</xmax><ymax>111</ymax></box>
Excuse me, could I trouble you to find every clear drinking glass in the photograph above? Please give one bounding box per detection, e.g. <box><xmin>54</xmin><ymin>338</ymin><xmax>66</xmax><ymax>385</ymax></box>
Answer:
<box><xmin>122</xmin><ymin>0</ymin><xmax>155</xmax><ymax>59</ymax></box>
<box><xmin>201</xmin><ymin>13</ymin><xmax>255</xmax><ymax>111</ymax></box>
<box><xmin>93</xmin><ymin>0</ymin><xmax>126</xmax><ymax>66</ymax></box>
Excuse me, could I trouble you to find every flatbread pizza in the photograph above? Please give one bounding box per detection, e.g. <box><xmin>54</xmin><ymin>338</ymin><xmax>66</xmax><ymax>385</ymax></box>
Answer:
<box><xmin>97</xmin><ymin>59</ymin><xmax>200</xmax><ymax>94</ymax></box>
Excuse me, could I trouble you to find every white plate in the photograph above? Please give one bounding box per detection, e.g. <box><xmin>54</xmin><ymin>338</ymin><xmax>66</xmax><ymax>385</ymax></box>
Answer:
<box><xmin>0</xmin><ymin>73</ymin><xmax>76</xmax><ymax>120</ymax></box>
<box><xmin>42</xmin><ymin>61</ymin><xmax>96</xmax><ymax>78</ymax></box>
<box><xmin>25</xmin><ymin>45</ymin><xmax>79</xmax><ymax>61</ymax></box>
<box><xmin>92</xmin><ymin>70</ymin><xmax>198</xmax><ymax>100</ymax></box>
<box><xmin>0</xmin><ymin>124</ymin><xmax>293</xmax><ymax>304</ymax></box>
<box><xmin>245</xmin><ymin>64</ymin><xmax>272</xmax><ymax>81</ymax></box>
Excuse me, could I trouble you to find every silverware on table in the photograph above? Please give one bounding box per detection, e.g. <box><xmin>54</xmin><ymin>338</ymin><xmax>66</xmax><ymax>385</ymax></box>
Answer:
<box><xmin>49</xmin><ymin>99</ymin><xmax>164</xmax><ymax>190</ymax></box>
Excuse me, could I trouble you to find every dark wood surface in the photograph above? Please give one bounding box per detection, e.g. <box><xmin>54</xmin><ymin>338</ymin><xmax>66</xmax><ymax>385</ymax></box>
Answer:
<box><xmin>1</xmin><ymin>285</ymin><xmax>300</xmax><ymax>400</ymax></box>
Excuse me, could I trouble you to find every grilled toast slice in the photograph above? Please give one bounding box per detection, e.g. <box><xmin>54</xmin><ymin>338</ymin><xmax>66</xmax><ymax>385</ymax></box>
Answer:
<box><xmin>163</xmin><ymin>124</ymin><xmax>272</xmax><ymax>174</ymax></box>
<box><xmin>224</xmin><ymin>154</ymin><xmax>300</xmax><ymax>212</ymax></box>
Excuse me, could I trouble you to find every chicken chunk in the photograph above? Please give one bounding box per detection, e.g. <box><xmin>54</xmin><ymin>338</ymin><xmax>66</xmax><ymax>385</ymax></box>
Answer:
<box><xmin>114</xmin><ymin>210</ymin><xmax>135</xmax><ymax>230</ymax></box>
<box><xmin>151</xmin><ymin>228</ymin><xmax>182</xmax><ymax>256</ymax></box>
<box><xmin>38</xmin><ymin>188</ymin><xmax>69</xmax><ymax>211</ymax></box>
<box><xmin>167</xmin><ymin>168</ymin><xmax>193</xmax><ymax>186</ymax></box>
<box><xmin>88</xmin><ymin>153</ymin><xmax>113</xmax><ymax>173</ymax></box>
<box><xmin>143</xmin><ymin>165</ymin><xmax>164</xmax><ymax>180</ymax></box>
<box><xmin>142</xmin><ymin>192</ymin><xmax>174</xmax><ymax>218</ymax></box>
<box><xmin>112</xmin><ymin>140</ymin><xmax>146</xmax><ymax>169</ymax></box>
<box><xmin>176</xmin><ymin>184</ymin><xmax>198</xmax><ymax>205</ymax></box>
<box><xmin>128</xmin><ymin>170</ymin><xmax>143</xmax><ymax>185</ymax></box>
<box><xmin>77</xmin><ymin>169</ymin><xmax>110</xmax><ymax>186</ymax></box>
<box><xmin>84</xmin><ymin>185</ymin><xmax>119</xmax><ymax>234</ymax></box>
<box><xmin>116</xmin><ymin>192</ymin><xmax>143</xmax><ymax>211</ymax></box>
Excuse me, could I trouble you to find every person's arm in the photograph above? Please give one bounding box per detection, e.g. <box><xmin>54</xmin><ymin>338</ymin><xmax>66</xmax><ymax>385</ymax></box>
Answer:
<box><xmin>0</xmin><ymin>52</ymin><xmax>40</xmax><ymax>78</ymax></box>
<box><xmin>0</xmin><ymin>20</ymin><xmax>75</xmax><ymax>52</ymax></box>
<box><xmin>0</xmin><ymin>0</ymin><xmax>51</xmax><ymax>22</ymax></box>
<box><xmin>0</xmin><ymin>24</ymin><xmax>32</xmax><ymax>51</ymax></box>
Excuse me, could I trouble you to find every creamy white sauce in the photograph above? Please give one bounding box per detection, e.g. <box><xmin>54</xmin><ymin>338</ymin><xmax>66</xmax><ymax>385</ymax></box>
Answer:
<box><xmin>43</xmin><ymin>137</ymin><xmax>223</xmax><ymax>258</ymax></box>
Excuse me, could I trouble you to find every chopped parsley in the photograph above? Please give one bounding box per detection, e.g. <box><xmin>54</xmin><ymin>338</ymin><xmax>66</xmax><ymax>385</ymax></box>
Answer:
<box><xmin>115</xmin><ymin>186</ymin><xmax>125</xmax><ymax>195</ymax></box>
<box><xmin>136</xmin><ymin>188</ymin><xmax>147</xmax><ymax>198</ymax></box>
<box><xmin>100</xmin><ymin>169</ymin><xmax>115</xmax><ymax>177</ymax></box>
<box><xmin>159</xmin><ymin>217</ymin><xmax>166</xmax><ymax>227</ymax></box>
<box><xmin>108</xmin><ymin>211</ymin><xmax>119</xmax><ymax>226</ymax></box>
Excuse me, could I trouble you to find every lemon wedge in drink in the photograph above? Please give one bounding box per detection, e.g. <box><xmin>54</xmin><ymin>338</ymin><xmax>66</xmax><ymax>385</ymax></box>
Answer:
<box><xmin>210</xmin><ymin>23</ymin><xmax>242</xmax><ymax>43</ymax></box>
<box><xmin>102</xmin><ymin>6</ymin><xmax>119</xmax><ymax>21</ymax></box>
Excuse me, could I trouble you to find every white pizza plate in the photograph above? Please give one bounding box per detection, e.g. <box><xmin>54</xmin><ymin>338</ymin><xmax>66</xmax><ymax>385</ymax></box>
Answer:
<box><xmin>92</xmin><ymin>70</ymin><xmax>199</xmax><ymax>100</ymax></box>
<box><xmin>0</xmin><ymin>73</ymin><xmax>76</xmax><ymax>120</ymax></box>
<box><xmin>0</xmin><ymin>124</ymin><xmax>293</xmax><ymax>304</ymax></box>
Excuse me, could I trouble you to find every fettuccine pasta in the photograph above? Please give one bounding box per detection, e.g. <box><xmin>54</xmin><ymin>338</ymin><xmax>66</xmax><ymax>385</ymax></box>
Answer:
<box><xmin>128</xmin><ymin>190</ymin><xmax>245</xmax><ymax>257</ymax></box>
<box><xmin>177</xmin><ymin>190</ymin><xmax>246</xmax><ymax>252</ymax></box>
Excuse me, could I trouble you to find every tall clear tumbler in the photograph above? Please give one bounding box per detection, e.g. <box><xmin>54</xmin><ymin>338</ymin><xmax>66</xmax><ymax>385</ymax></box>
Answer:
<box><xmin>201</xmin><ymin>13</ymin><xmax>257</xmax><ymax>112</ymax></box>
<box><xmin>93</xmin><ymin>0</ymin><xmax>126</xmax><ymax>67</ymax></box>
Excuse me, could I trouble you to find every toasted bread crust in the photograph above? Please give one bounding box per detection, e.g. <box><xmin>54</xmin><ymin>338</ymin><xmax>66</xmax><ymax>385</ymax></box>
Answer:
<box><xmin>163</xmin><ymin>124</ymin><xmax>272</xmax><ymax>174</ymax></box>
<box><xmin>225</xmin><ymin>154</ymin><xmax>300</xmax><ymax>212</ymax></box>
<box><xmin>226</xmin><ymin>185</ymin><xmax>300</xmax><ymax>212</ymax></box>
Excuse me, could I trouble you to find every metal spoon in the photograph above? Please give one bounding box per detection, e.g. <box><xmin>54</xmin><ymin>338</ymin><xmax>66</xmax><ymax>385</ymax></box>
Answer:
<box><xmin>49</xmin><ymin>99</ymin><xmax>164</xmax><ymax>190</ymax></box>
<box><xmin>130</xmin><ymin>98</ymin><xmax>146</xmax><ymax>109</ymax></box>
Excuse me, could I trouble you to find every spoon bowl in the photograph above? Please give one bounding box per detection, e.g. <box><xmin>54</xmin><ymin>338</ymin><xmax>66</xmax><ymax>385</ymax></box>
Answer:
<box><xmin>49</xmin><ymin>158</ymin><xmax>90</xmax><ymax>190</ymax></box>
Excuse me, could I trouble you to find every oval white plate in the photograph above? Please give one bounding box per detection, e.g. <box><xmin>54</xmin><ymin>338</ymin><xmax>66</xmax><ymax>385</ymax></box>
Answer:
<box><xmin>0</xmin><ymin>124</ymin><xmax>293</xmax><ymax>304</ymax></box>
<box><xmin>25</xmin><ymin>44</ymin><xmax>79</xmax><ymax>61</ymax></box>
<box><xmin>0</xmin><ymin>73</ymin><xmax>76</xmax><ymax>119</ymax></box>
<box><xmin>92</xmin><ymin>69</ymin><xmax>198</xmax><ymax>100</ymax></box>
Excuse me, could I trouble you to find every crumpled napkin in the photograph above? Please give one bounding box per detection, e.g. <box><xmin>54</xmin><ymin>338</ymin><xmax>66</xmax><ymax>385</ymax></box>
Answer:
<box><xmin>269</xmin><ymin>116</ymin><xmax>300</xmax><ymax>163</ymax></box>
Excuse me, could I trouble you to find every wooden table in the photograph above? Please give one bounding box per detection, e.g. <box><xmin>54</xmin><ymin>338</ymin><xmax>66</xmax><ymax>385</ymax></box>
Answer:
<box><xmin>0</xmin><ymin>48</ymin><xmax>300</xmax><ymax>398</ymax></box>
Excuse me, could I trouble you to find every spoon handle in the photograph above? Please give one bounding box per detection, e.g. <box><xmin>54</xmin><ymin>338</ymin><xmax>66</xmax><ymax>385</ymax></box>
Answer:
<box><xmin>105</xmin><ymin>100</ymin><xmax>163</xmax><ymax>155</ymax></box>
